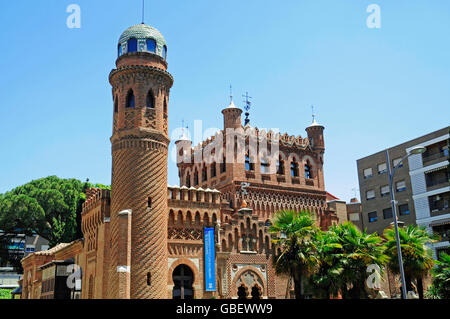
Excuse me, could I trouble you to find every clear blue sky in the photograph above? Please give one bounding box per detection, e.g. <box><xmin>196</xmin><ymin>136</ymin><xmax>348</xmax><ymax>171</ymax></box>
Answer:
<box><xmin>0</xmin><ymin>0</ymin><xmax>449</xmax><ymax>202</ymax></box>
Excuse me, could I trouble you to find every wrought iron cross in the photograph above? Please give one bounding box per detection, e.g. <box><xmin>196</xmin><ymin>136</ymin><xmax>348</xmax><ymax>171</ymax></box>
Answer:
<box><xmin>242</xmin><ymin>92</ymin><xmax>252</xmax><ymax>126</ymax></box>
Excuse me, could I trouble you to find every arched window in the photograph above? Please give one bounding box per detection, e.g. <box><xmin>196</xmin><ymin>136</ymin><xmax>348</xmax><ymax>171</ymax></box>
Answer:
<box><xmin>290</xmin><ymin>158</ymin><xmax>299</xmax><ymax>177</ymax></box>
<box><xmin>127</xmin><ymin>38</ymin><xmax>137</xmax><ymax>53</ymax></box>
<box><xmin>245</xmin><ymin>153</ymin><xmax>254</xmax><ymax>171</ymax></box>
<box><xmin>163</xmin><ymin>45</ymin><xmax>167</xmax><ymax>60</ymax></box>
<box><xmin>194</xmin><ymin>169</ymin><xmax>199</xmax><ymax>186</ymax></box>
<box><xmin>202</xmin><ymin>166</ymin><xmax>207</xmax><ymax>182</ymax></box>
<box><xmin>276</xmin><ymin>155</ymin><xmax>284</xmax><ymax>175</ymax></box>
<box><xmin>186</xmin><ymin>173</ymin><xmax>191</xmax><ymax>188</ymax></box>
<box><xmin>125</xmin><ymin>89</ymin><xmax>135</xmax><ymax>108</ymax></box>
<box><xmin>211</xmin><ymin>162</ymin><xmax>216</xmax><ymax>178</ymax></box>
<box><xmin>221</xmin><ymin>156</ymin><xmax>226</xmax><ymax>173</ymax></box>
<box><xmin>114</xmin><ymin>96</ymin><xmax>118</xmax><ymax>113</ymax></box>
<box><xmin>305</xmin><ymin>160</ymin><xmax>313</xmax><ymax>179</ymax></box>
<box><xmin>146</xmin><ymin>38</ymin><xmax>156</xmax><ymax>53</ymax></box>
<box><xmin>118</xmin><ymin>44</ymin><xmax>122</xmax><ymax>57</ymax></box>
<box><xmin>147</xmin><ymin>272</ymin><xmax>151</xmax><ymax>286</ymax></box>
<box><xmin>146</xmin><ymin>90</ymin><xmax>154</xmax><ymax>108</ymax></box>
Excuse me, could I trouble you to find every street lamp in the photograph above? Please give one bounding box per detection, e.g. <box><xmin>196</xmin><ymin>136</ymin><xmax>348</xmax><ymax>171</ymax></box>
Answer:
<box><xmin>385</xmin><ymin>145</ymin><xmax>426</xmax><ymax>299</ymax></box>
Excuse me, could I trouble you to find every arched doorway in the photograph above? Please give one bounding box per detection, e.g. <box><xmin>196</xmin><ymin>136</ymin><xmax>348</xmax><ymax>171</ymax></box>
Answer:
<box><xmin>172</xmin><ymin>264</ymin><xmax>194</xmax><ymax>299</ymax></box>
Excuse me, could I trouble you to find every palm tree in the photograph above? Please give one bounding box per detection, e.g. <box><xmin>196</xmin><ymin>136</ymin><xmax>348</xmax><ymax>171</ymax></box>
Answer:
<box><xmin>427</xmin><ymin>252</ymin><xmax>450</xmax><ymax>299</ymax></box>
<box><xmin>269</xmin><ymin>210</ymin><xmax>318</xmax><ymax>299</ymax></box>
<box><xmin>383</xmin><ymin>224</ymin><xmax>436</xmax><ymax>299</ymax></box>
<box><xmin>310</xmin><ymin>230</ymin><xmax>344</xmax><ymax>298</ymax></box>
<box><xmin>329</xmin><ymin>222</ymin><xmax>388</xmax><ymax>299</ymax></box>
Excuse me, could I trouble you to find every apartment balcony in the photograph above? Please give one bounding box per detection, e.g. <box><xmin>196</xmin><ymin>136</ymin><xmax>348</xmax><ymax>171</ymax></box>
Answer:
<box><xmin>426</xmin><ymin>170</ymin><xmax>450</xmax><ymax>192</ymax></box>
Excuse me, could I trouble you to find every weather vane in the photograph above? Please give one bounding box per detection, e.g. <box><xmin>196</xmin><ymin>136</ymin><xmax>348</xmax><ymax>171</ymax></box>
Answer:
<box><xmin>242</xmin><ymin>92</ymin><xmax>252</xmax><ymax>126</ymax></box>
<box><xmin>311</xmin><ymin>105</ymin><xmax>316</xmax><ymax>123</ymax></box>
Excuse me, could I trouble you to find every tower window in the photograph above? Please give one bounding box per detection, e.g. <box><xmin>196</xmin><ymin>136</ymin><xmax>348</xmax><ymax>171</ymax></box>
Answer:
<box><xmin>305</xmin><ymin>161</ymin><xmax>313</xmax><ymax>179</ymax></box>
<box><xmin>202</xmin><ymin>166</ymin><xmax>207</xmax><ymax>182</ymax></box>
<box><xmin>126</xmin><ymin>90</ymin><xmax>135</xmax><ymax>108</ymax></box>
<box><xmin>211</xmin><ymin>163</ymin><xmax>217</xmax><ymax>178</ymax></box>
<box><xmin>186</xmin><ymin>173</ymin><xmax>191</xmax><ymax>188</ymax></box>
<box><xmin>290</xmin><ymin>159</ymin><xmax>299</xmax><ymax>177</ymax></box>
<box><xmin>114</xmin><ymin>96</ymin><xmax>118</xmax><ymax>113</ymax></box>
<box><xmin>277</xmin><ymin>155</ymin><xmax>284</xmax><ymax>175</ymax></box>
<box><xmin>220</xmin><ymin>156</ymin><xmax>226</xmax><ymax>173</ymax></box>
<box><xmin>146</xmin><ymin>90</ymin><xmax>155</xmax><ymax>108</ymax></box>
<box><xmin>163</xmin><ymin>98</ymin><xmax>168</xmax><ymax>114</ymax></box>
<box><xmin>194</xmin><ymin>170</ymin><xmax>199</xmax><ymax>186</ymax></box>
<box><xmin>147</xmin><ymin>272</ymin><xmax>151</xmax><ymax>286</ymax></box>
<box><xmin>146</xmin><ymin>39</ymin><xmax>156</xmax><ymax>53</ymax></box>
<box><xmin>245</xmin><ymin>154</ymin><xmax>254</xmax><ymax>171</ymax></box>
<box><xmin>163</xmin><ymin>45</ymin><xmax>167</xmax><ymax>60</ymax></box>
<box><xmin>147</xmin><ymin>197</ymin><xmax>152</xmax><ymax>208</ymax></box>
<box><xmin>127</xmin><ymin>38</ymin><xmax>137</xmax><ymax>53</ymax></box>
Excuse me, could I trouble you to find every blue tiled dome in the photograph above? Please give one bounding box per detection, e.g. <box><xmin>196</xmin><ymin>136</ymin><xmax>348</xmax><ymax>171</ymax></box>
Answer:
<box><xmin>118</xmin><ymin>23</ymin><xmax>167</xmax><ymax>59</ymax></box>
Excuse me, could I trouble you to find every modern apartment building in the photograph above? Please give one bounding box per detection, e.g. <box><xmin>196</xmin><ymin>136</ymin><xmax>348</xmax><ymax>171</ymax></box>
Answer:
<box><xmin>356</xmin><ymin>127</ymin><xmax>449</xmax><ymax>256</ymax></box>
<box><xmin>407</xmin><ymin>128</ymin><xmax>450</xmax><ymax>259</ymax></box>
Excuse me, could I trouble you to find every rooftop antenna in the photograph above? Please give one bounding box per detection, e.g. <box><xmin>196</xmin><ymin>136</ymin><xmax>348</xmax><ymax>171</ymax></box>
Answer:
<box><xmin>142</xmin><ymin>0</ymin><xmax>145</xmax><ymax>24</ymax></box>
<box><xmin>242</xmin><ymin>92</ymin><xmax>252</xmax><ymax>126</ymax></box>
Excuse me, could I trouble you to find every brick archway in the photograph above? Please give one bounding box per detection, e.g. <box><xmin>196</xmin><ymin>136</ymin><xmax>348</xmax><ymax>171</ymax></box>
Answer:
<box><xmin>168</xmin><ymin>258</ymin><xmax>200</xmax><ymax>299</ymax></box>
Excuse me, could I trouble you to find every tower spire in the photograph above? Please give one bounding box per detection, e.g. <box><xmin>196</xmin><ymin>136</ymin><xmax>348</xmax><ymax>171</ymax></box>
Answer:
<box><xmin>311</xmin><ymin>105</ymin><xmax>316</xmax><ymax>124</ymax></box>
<box><xmin>142</xmin><ymin>0</ymin><xmax>145</xmax><ymax>24</ymax></box>
<box><xmin>229</xmin><ymin>84</ymin><xmax>233</xmax><ymax>103</ymax></box>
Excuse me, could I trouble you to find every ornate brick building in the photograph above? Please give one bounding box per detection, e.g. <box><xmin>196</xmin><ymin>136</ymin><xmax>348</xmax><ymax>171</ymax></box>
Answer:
<box><xmin>21</xmin><ymin>23</ymin><xmax>339</xmax><ymax>299</ymax></box>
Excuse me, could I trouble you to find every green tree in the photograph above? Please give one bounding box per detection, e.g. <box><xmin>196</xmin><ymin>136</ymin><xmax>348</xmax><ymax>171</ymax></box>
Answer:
<box><xmin>0</xmin><ymin>176</ymin><xmax>110</xmax><ymax>250</ymax></box>
<box><xmin>383</xmin><ymin>224</ymin><xmax>436</xmax><ymax>299</ymax></box>
<box><xmin>310</xmin><ymin>229</ymin><xmax>344</xmax><ymax>298</ymax></box>
<box><xmin>328</xmin><ymin>222</ymin><xmax>388</xmax><ymax>299</ymax></box>
<box><xmin>269</xmin><ymin>210</ymin><xmax>318</xmax><ymax>299</ymax></box>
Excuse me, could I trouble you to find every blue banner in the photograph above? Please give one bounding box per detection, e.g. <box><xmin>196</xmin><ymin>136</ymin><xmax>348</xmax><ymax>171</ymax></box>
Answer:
<box><xmin>204</xmin><ymin>227</ymin><xmax>216</xmax><ymax>291</ymax></box>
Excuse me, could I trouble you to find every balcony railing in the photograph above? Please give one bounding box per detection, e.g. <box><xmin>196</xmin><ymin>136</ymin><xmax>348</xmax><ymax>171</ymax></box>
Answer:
<box><xmin>427</xmin><ymin>177</ymin><xmax>450</xmax><ymax>188</ymax></box>
<box><xmin>423</xmin><ymin>151</ymin><xmax>449</xmax><ymax>163</ymax></box>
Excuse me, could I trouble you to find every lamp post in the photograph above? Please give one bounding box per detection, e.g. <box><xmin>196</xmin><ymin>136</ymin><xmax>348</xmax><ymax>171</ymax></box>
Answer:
<box><xmin>385</xmin><ymin>145</ymin><xmax>426</xmax><ymax>299</ymax></box>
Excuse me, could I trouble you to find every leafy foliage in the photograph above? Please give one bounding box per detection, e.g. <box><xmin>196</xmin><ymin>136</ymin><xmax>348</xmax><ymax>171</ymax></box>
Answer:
<box><xmin>0</xmin><ymin>289</ymin><xmax>13</xmax><ymax>299</ymax></box>
<box><xmin>428</xmin><ymin>252</ymin><xmax>450</xmax><ymax>299</ymax></box>
<box><xmin>0</xmin><ymin>176</ymin><xmax>110</xmax><ymax>249</ymax></box>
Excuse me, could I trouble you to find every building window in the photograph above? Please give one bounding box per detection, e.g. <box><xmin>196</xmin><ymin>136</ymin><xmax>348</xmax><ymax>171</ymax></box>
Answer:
<box><xmin>290</xmin><ymin>159</ymin><xmax>299</xmax><ymax>177</ymax></box>
<box><xmin>276</xmin><ymin>156</ymin><xmax>284</xmax><ymax>175</ymax></box>
<box><xmin>380</xmin><ymin>185</ymin><xmax>390</xmax><ymax>197</ymax></box>
<box><xmin>429</xmin><ymin>192</ymin><xmax>450</xmax><ymax>212</ymax></box>
<box><xmin>25</xmin><ymin>245</ymin><xmax>35</xmax><ymax>253</ymax></box>
<box><xmin>146</xmin><ymin>39</ymin><xmax>156</xmax><ymax>53</ymax></box>
<box><xmin>363</xmin><ymin>168</ymin><xmax>373</xmax><ymax>179</ymax></box>
<box><xmin>194</xmin><ymin>170</ymin><xmax>199</xmax><ymax>186</ymax></box>
<box><xmin>163</xmin><ymin>45</ymin><xmax>167</xmax><ymax>60</ymax></box>
<box><xmin>186</xmin><ymin>174</ymin><xmax>191</xmax><ymax>188</ymax></box>
<box><xmin>368</xmin><ymin>211</ymin><xmax>378</xmax><ymax>223</ymax></box>
<box><xmin>147</xmin><ymin>197</ymin><xmax>152</xmax><ymax>208</ymax></box>
<box><xmin>114</xmin><ymin>96</ymin><xmax>118</xmax><ymax>113</ymax></box>
<box><xmin>147</xmin><ymin>272</ymin><xmax>151</xmax><ymax>286</ymax></box>
<box><xmin>378</xmin><ymin>163</ymin><xmax>387</xmax><ymax>174</ymax></box>
<box><xmin>396</xmin><ymin>180</ymin><xmax>406</xmax><ymax>192</ymax></box>
<box><xmin>211</xmin><ymin>163</ymin><xmax>216</xmax><ymax>178</ymax></box>
<box><xmin>366</xmin><ymin>190</ymin><xmax>376</xmax><ymax>200</ymax></box>
<box><xmin>202</xmin><ymin>166</ymin><xmax>207</xmax><ymax>182</ymax></box>
<box><xmin>40</xmin><ymin>245</ymin><xmax>49</xmax><ymax>251</ymax></box>
<box><xmin>304</xmin><ymin>161</ymin><xmax>313</xmax><ymax>179</ymax></box>
<box><xmin>383</xmin><ymin>208</ymin><xmax>393</xmax><ymax>220</ymax></box>
<box><xmin>245</xmin><ymin>154</ymin><xmax>254</xmax><ymax>171</ymax></box>
<box><xmin>163</xmin><ymin>98</ymin><xmax>167</xmax><ymax>114</ymax></box>
<box><xmin>398</xmin><ymin>204</ymin><xmax>410</xmax><ymax>216</ymax></box>
<box><xmin>146</xmin><ymin>90</ymin><xmax>154</xmax><ymax>108</ymax></box>
<box><xmin>125</xmin><ymin>89</ymin><xmax>135</xmax><ymax>108</ymax></box>
<box><xmin>393</xmin><ymin>157</ymin><xmax>403</xmax><ymax>168</ymax></box>
<box><xmin>261</xmin><ymin>158</ymin><xmax>270</xmax><ymax>174</ymax></box>
<box><xmin>127</xmin><ymin>38</ymin><xmax>138</xmax><ymax>53</ymax></box>
<box><xmin>220</xmin><ymin>157</ymin><xmax>226</xmax><ymax>173</ymax></box>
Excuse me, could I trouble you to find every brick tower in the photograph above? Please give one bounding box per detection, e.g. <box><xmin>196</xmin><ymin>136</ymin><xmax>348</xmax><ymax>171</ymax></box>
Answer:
<box><xmin>108</xmin><ymin>24</ymin><xmax>173</xmax><ymax>299</ymax></box>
